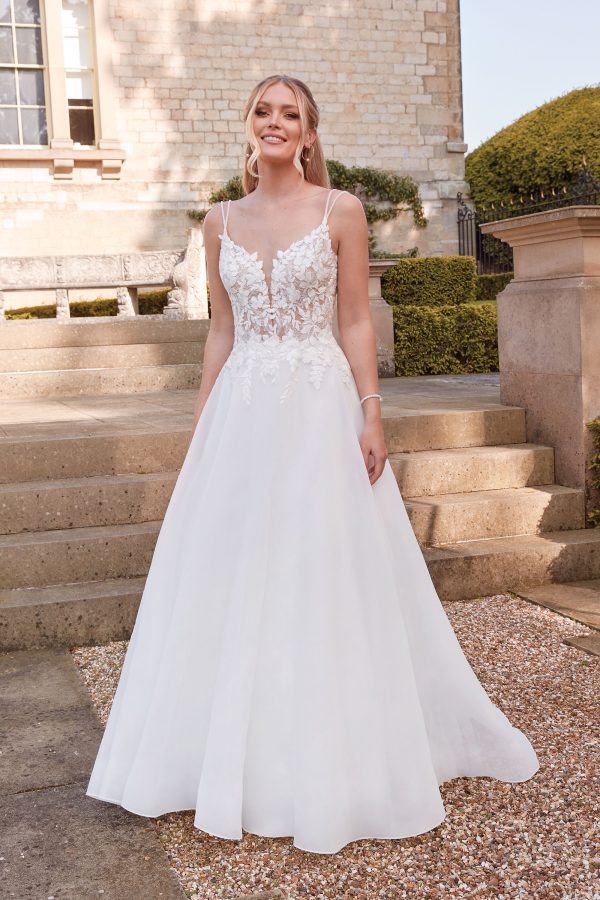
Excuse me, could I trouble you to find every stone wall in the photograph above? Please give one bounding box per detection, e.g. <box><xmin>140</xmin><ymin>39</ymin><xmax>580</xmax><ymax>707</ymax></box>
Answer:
<box><xmin>1</xmin><ymin>0</ymin><xmax>467</xmax><ymax>306</ymax></box>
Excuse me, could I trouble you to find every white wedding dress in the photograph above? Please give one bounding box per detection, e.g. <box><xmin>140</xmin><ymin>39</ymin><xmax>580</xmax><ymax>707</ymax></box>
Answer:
<box><xmin>86</xmin><ymin>188</ymin><xmax>539</xmax><ymax>854</ymax></box>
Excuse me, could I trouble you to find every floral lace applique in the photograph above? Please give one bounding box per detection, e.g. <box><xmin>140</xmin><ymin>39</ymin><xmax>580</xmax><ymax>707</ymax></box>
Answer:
<box><xmin>218</xmin><ymin>197</ymin><xmax>355</xmax><ymax>405</ymax></box>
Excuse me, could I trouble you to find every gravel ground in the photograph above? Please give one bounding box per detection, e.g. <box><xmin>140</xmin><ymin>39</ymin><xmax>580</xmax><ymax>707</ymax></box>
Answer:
<box><xmin>72</xmin><ymin>594</ymin><xmax>600</xmax><ymax>900</ymax></box>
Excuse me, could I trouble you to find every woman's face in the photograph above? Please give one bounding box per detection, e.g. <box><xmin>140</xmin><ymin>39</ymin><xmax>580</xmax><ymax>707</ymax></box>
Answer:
<box><xmin>252</xmin><ymin>81</ymin><xmax>311</xmax><ymax>163</ymax></box>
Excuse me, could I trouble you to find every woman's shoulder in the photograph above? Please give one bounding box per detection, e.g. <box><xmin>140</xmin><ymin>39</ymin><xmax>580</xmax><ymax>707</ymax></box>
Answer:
<box><xmin>331</xmin><ymin>188</ymin><xmax>362</xmax><ymax>208</ymax></box>
<box><xmin>329</xmin><ymin>189</ymin><xmax>366</xmax><ymax>225</ymax></box>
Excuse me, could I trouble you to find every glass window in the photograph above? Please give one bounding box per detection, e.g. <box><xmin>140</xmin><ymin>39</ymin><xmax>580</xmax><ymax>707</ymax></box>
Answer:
<box><xmin>62</xmin><ymin>0</ymin><xmax>95</xmax><ymax>146</ymax></box>
<box><xmin>0</xmin><ymin>0</ymin><xmax>46</xmax><ymax>145</ymax></box>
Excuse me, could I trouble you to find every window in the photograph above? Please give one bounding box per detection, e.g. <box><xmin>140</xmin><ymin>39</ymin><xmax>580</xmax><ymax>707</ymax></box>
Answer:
<box><xmin>0</xmin><ymin>0</ymin><xmax>125</xmax><ymax>177</ymax></box>
<box><xmin>0</xmin><ymin>0</ymin><xmax>48</xmax><ymax>145</ymax></box>
<box><xmin>62</xmin><ymin>0</ymin><xmax>94</xmax><ymax>146</ymax></box>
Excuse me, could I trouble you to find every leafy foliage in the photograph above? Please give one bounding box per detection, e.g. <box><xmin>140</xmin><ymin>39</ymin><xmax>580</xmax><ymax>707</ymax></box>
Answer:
<box><xmin>392</xmin><ymin>303</ymin><xmax>498</xmax><ymax>376</ymax></box>
<box><xmin>381</xmin><ymin>256</ymin><xmax>478</xmax><ymax>307</ymax></box>
<box><xmin>4</xmin><ymin>290</ymin><xmax>170</xmax><ymax>319</ymax></box>
<box><xmin>465</xmin><ymin>86</ymin><xmax>600</xmax><ymax>206</ymax></box>
<box><xmin>588</xmin><ymin>418</ymin><xmax>600</xmax><ymax>527</ymax></box>
<box><xmin>476</xmin><ymin>272</ymin><xmax>513</xmax><ymax>301</ymax></box>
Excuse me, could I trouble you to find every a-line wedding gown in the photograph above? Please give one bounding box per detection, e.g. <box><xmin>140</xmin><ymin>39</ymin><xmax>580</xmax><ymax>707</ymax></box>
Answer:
<box><xmin>86</xmin><ymin>187</ymin><xmax>539</xmax><ymax>854</ymax></box>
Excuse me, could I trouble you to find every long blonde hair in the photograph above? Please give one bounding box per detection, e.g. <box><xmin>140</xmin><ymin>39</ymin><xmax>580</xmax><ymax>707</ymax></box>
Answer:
<box><xmin>241</xmin><ymin>75</ymin><xmax>330</xmax><ymax>195</ymax></box>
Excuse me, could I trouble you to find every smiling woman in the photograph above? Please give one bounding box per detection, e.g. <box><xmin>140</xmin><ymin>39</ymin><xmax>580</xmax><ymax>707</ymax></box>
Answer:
<box><xmin>85</xmin><ymin>74</ymin><xmax>540</xmax><ymax>857</ymax></box>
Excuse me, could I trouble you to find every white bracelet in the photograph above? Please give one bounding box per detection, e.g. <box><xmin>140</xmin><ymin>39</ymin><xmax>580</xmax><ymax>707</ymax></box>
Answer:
<box><xmin>360</xmin><ymin>393</ymin><xmax>382</xmax><ymax>405</ymax></box>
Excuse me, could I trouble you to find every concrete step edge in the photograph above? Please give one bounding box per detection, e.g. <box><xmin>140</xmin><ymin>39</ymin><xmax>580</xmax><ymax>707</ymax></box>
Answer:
<box><xmin>0</xmin><ymin>519</ymin><xmax>162</xmax><ymax>548</ymax></box>
<box><xmin>0</xmin><ymin>577</ymin><xmax>147</xmax><ymax>609</ymax></box>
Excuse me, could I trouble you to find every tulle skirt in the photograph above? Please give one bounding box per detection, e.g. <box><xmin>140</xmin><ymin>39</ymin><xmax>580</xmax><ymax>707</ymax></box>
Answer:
<box><xmin>86</xmin><ymin>352</ymin><xmax>539</xmax><ymax>854</ymax></box>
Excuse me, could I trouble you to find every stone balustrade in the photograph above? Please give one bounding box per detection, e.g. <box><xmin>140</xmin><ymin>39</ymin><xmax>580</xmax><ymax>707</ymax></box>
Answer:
<box><xmin>0</xmin><ymin>250</ymin><xmax>184</xmax><ymax>320</ymax></box>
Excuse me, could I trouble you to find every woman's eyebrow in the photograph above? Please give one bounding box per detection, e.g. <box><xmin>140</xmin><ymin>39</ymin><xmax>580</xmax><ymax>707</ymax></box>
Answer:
<box><xmin>256</xmin><ymin>102</ymin><xmax>299</xmax><ymax>110</ymax></box>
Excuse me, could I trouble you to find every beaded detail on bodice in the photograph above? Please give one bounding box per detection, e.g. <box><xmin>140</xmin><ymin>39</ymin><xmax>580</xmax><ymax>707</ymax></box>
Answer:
<box><xmin>218</xmin><ymin>189</ymin><xmax>354</xmax><ymax>404</ymax></box>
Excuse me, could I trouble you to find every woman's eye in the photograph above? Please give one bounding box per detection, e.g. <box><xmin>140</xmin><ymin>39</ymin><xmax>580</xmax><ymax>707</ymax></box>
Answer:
<box><xmin>255</xmin><ymin>110</ymin><xmax>298</xmax><ymax>118</ymax></box>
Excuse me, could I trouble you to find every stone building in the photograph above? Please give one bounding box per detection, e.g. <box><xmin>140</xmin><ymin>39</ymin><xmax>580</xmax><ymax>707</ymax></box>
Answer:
<box><xmin>1</xmin><ymin>0</ymin><xmax>467</xmax><ymax>306</ymax></box>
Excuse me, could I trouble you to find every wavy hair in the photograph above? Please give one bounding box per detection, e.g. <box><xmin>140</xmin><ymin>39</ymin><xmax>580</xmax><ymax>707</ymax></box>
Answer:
<box><xmin>241</xmin><ymin>75</ymin><xmax>330</xmax><ymax>195</ymax></box>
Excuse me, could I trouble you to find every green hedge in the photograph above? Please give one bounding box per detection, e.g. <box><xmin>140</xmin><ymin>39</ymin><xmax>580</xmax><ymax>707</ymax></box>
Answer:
<box><xmin>393</xmin><ymin>303</ymin><xmax>498</xmax><ymax>376</ymax></box>
<box><xmin>476</xmin><ymin>272</ymin><xmax>513</xmax><ymax>301</ymax></box>
<box><xmin>465</xmin><ymin>86</ymin><xmax>600</xmax><ymax>207</ymax></box>
<box><xmin>382</xmin><ymin>256</ymin><xmax>477</xmax><ymax>307</ymax></box>
<box><xmin>5</xmin><ymin>289</ymin><xmax>170</xmax><ymax>320</ymax></box>
<box><xmin>588</xmin><ymin>418</ymin><xmax>600</xmax><ymax>527</ymax></box>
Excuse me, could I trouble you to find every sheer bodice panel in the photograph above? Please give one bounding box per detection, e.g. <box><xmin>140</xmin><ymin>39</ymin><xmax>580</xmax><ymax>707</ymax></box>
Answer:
<box><xmin>217</xmin><ymin>190</ymin><xmax>354</xmax><ymax>404</ymax></box>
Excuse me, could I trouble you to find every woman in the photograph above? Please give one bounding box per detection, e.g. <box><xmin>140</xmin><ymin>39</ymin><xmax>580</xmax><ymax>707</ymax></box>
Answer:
<box><xmin>86</xmin><ymin>74</ymin><xmax>539</xmax><ymax>855</ymax></box>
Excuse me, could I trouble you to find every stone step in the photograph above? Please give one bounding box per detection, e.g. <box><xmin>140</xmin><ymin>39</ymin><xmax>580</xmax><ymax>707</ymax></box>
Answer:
<box><xmin>0</xmin><ymin>429</ymin><xmax>191</xmax><ymax>485</ymax></box>
<box><xmin>406</xmin><ymin>485</ymin><xmax>585</xmax><ymax>546</ymax></box>
<box><xmin>383</xmin><ymin>406</ymin><xmax>526</xmax><ymax>452</ymax></box>
<box><xmin>0</xmin><ymin>521</ymin><xmax>160</xmax><ymax>589</ymax></box>
<box><xmin>0</xmin><ymin>472</ymin><xmax>177</xmax><ymax>535</ymax></box>
<box><xmin>0</xmin><ymin>364</ymin><xmax>202</xmax><ymax>398</ymax></box>
<box><xmin>0</xmin><ymin>341</ymin><xmax>202</xmax><ymax>372</ymax></box>
<box><xmin>425</xmin><ymin>529</ymin><xmax>600</xmax><ymax>602</ymax></box>
<box><xmin>3</xmin><ymin>528</ymin><xmax>600</xmax><ymax>649</ymax></box>
<box><xmin>390</xmin><ymin>443</ymin><xmax>554</xmax><ymax>496</ymax></box>
<box><xmin>0</xmin><ymin>316</ymin><xmax>209</xmax><ymax>349</ymax></box>
<box><xmin>0</xmin><ymin>577</ymin><xmax>145</xmax><ymax>650</ymax></box>
<box><xmin>0</xmin><ymin>406</ymin><xmax>527</xmax><ymax>484</ymax></box>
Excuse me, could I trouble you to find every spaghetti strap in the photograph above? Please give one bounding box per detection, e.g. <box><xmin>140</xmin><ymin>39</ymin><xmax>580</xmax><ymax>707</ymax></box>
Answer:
<box><xmin>220</xmin><ymin>199</ymin><xmax>231</xmax><ymax>235</ymax></box>
<box><xmin>323</xmin><ymin>189</ymin><xmax>344</xmax><ymax>223</ymax></box>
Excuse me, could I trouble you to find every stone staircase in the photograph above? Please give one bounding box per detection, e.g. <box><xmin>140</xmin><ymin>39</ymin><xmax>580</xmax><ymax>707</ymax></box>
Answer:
<box><xmin>0</xmin><ymin>317</ymin><xmax>207</xmax><ymax>398</ymax></box>
<box><xmin>1</xmin><ymin>376</ymin><xmax>600</xmax><ymax>650</ymax></box>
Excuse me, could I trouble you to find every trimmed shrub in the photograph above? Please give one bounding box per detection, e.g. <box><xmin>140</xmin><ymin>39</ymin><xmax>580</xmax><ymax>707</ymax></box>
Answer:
<box><xmin>382</xmin><ymin>256</ymin><xmax>477</xmax><ymax>307</ymax></box>
<box><xmin>465</xmin><ymin>86</ymin><xmax>600</xmax><ymax>207</ymax></box>
<box><xmin>476</xmin><ymin>272</ymin><xmax>513</xmax><ymax>301</ymax></box>
<box><xmin>5</xmin><ymin>289</ymin><xmax>170</xmax><ymax>320</ymax></box>
<box><xmin>393</xmin><ymin>302</ymin><xmax>498</xmax><ymax>376</ymax></box>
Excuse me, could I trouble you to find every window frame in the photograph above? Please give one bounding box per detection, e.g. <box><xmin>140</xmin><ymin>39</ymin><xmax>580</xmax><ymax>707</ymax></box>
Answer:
<box><xmin>0</xmin><ymin>0</ymin><xmax>125</xmax><ymax>179</ymax></box>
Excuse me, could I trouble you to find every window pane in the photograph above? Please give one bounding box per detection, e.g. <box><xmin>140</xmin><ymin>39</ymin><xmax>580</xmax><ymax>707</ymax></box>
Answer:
<box><xmin>66</xmin><ymin>70</ymin><xmax>92</xmax><ymax>101</ymax></box>
<box><xmin>18</xmin><ymin>68</ymin><xmax>44</xmax><ymax>105</ymax></box>
<box><xmin>0</xmin><ymin>24</ymin><xmax>14</xmax><ymax>63</ymax></box>
<box><xmin>0</xmin><ymin>68</ymin><xmax>16</xmax><ymax>104</ymax></box>
<box><xmin>21</xmin><ymin>104</ymin><xmax>47</xmax><ymax>143</ymax></box>
<box><xmin>15</xmin><ymin>24</ymin><xmax>43</xmax><ymax>64</ymax></box>
<box><xmin>62</xmin><ymin>0</ymin><xmax>89</xmax><ymax>31</ymax></box>
<box><xmin>68</xmin><ymin>103</ymin><xmax>94</xmax><ymax>145</ymax></box>
<box><xmin>0</xmin><ymin>106</ymin><xmax>19</xmax><ymax>143</ymax></box>
<box><xmin>14</xmin><ymin>0</ymin><xmax>41</xmax><ymax>25</ymax></box>
<box><xmin>0</xmin><ymin>0</ymin><xmax>10</xmax><ymax>24</ymax></box>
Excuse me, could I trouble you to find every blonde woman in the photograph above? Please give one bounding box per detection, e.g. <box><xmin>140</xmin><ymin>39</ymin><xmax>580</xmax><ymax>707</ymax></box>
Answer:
<box><xmin>86</xmin><ymin>75</ymin><xmax>539</xmax><ymax>855</ymax></box>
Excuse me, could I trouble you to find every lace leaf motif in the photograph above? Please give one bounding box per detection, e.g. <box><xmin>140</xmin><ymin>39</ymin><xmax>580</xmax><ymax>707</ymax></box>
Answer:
<box><xmin>218</xmin><ymin>221</ymin><xmax>354</xmax><ymax>405</ymax></box>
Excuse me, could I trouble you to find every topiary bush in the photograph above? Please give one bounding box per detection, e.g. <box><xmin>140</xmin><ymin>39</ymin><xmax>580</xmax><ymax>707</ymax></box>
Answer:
<box><xmin>465</xmin><ymin>86</ymin><xmax>600</xmax><ymax>207</ymax></box>
<box><xmin>381</xmin><ymin>256</ymin><xmax>478</xmax><ymax>307</ymax></box>
<box><xmin>476</xmin><ymin>272</ymin><xmax>513</xmax><ymax>301</ymax></box>
<box><xmin>393</xmin><ymin>302</ymin><xmax>498</xmax><ymax>376</ymax></box>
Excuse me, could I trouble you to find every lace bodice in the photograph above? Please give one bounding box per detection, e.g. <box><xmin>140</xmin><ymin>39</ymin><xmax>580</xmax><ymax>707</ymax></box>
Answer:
<box><xmin>218</xmin><ymin>188</ymin><xmax>354</xmax><ymax>404</ymax></box>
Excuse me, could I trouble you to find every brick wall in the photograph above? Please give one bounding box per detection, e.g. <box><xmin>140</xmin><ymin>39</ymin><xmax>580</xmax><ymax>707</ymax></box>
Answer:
<box><xmin>1</xmin><ymin>0</ymin><xmax>467</xmax><ymax>278</ymax></box>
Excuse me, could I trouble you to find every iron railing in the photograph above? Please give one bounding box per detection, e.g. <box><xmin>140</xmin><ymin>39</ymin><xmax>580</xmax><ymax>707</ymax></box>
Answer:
<box><xmin>457</xmin><ymin>164</ymin><xmax>600</xmax><ymax>274</ymax></box>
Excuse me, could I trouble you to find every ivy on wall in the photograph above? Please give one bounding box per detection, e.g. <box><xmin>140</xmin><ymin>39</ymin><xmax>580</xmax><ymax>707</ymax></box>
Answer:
<box><xmin>188</xmin><ymin>160</ymin><xmax>427</xmax><ymax>258</ymax></box>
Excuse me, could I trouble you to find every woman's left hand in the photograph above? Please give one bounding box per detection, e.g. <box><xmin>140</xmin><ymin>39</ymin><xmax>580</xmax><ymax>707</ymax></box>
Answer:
<box><xmin>359</xmin><ymin>420</ymin><xmax>388</xmax><ymax>485</ymax></box>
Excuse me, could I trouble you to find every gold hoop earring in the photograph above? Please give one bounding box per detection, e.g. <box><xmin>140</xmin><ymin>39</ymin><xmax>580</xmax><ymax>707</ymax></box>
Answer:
<box><xmin>302</xmin><ymin>144</ymin><xmax>314</xmax><ymax>162</ymax></box>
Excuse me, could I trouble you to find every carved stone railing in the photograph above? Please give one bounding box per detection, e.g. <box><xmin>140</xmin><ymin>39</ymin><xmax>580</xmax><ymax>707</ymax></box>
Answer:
<box><xmin>0</xmin><ymin>250</ymin><xmax>184</xmax><ymax>320</ymax></box>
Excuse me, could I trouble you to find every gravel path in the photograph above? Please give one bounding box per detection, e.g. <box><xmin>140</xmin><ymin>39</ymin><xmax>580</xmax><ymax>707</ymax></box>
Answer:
<box><xmin>72</xmin><ymin>594</ymin><xmax>599</xmax><ymax>900</ymax></box>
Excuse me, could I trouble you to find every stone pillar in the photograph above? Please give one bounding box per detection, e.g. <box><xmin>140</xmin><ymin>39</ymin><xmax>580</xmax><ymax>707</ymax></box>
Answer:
<box><xmin>331</xmin><ymin>259</ymin><xmax>397</xmax><ymax>378</ymax></box>
<box><xmin>481</xmin><ymin>207</ymin><xmax>600</xmax><ymax>512</ymax></box>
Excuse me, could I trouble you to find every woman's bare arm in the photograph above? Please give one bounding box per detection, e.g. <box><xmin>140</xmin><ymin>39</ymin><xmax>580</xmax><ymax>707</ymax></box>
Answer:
<box><xmin>334</xmin><ymin>192</ymin><xmax>388</xmax><ymax>484</ymax></box>
<box><xmin>190</xmin><ymin>204</ymin><xmax>235</xmax><ymax>432</ymax></box>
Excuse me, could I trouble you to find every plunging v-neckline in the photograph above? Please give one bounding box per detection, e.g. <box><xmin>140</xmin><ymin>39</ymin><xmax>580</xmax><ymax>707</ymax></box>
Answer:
<box><xmin>219</xmin><ymin>219</ymin><xmax>335</xmax><ymax>306</ymax></box>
